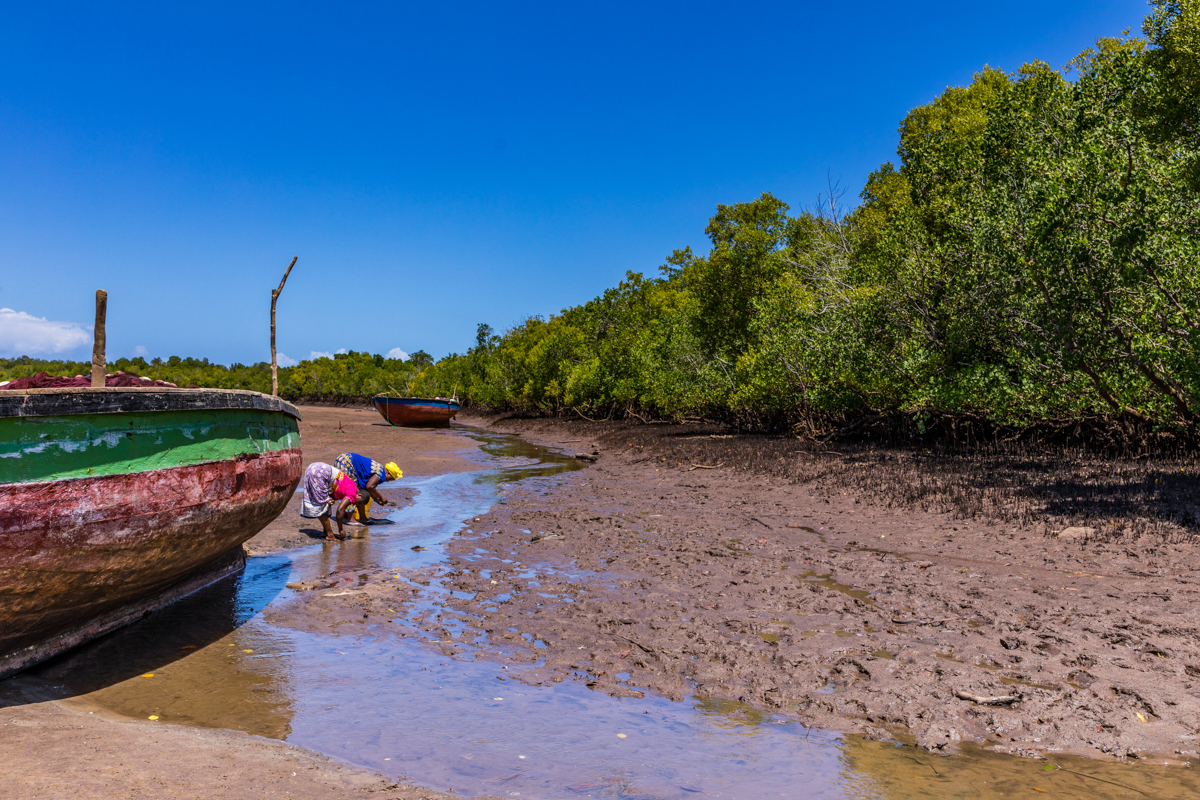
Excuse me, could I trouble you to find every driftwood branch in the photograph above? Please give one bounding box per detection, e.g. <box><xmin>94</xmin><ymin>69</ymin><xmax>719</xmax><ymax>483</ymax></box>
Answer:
<box><xmin>955</xmin><ymin>690</ymin><xmax>1018</xmax><ymax>706</ymax></box>
<box><xmin>271</xmin><ymin>256</ymin><xmax>298</xmax><ymax>396</ymax></box>
<box><xmin>91</xmin><ymin>289</ymin><xmax>107</xmax><ymax>388</ymax></box>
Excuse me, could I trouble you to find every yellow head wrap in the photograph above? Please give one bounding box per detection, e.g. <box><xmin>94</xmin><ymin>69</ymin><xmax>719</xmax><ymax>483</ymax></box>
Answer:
<box><xmin>385</xmin><ymin>462</ymin><xmax>402</xmax><ymax>481</ymax></box>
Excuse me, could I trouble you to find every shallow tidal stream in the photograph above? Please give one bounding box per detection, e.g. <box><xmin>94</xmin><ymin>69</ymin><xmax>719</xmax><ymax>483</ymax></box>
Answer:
<box><xmin>2</xmin><ymin>429</ymin><xmax>1197</xmax><ymax>798</ymax></box>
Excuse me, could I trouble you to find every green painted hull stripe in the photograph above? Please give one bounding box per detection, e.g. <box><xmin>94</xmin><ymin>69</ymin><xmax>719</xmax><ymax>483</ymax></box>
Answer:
<box><xmin>0</xmin><ymin>409</ymin><xmax>300</xmax><ymax>484</ymax></box>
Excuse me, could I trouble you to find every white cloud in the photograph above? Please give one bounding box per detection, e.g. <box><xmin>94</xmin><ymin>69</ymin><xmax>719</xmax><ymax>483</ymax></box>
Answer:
<box><xmin>308</xmin><ymin>348</ymin><xmax>348</xmax><ymax>361</ymax></box>
<box><xmin>276</xmin><ymin>352</ymin><xmax>298</xmax><ymax>367</ymax></box>
<box><xmin>386</xmin><ymin>347</ymin><xmax>409</xmax><ymax>361</ymax></box>
<box><xmin>0</xmin><ymin>308</ymin><xmax>91</xmax><ymax>357</ymax></box>
<box><xmin>132</xmin><ymin>345</ymin><xmax>149</xmax><ymax>358</ymax></box>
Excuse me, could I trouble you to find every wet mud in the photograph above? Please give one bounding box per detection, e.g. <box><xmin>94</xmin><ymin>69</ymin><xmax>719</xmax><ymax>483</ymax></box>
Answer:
<box><xmin>281</xmin><ymin>414</ymin><xmax>1200</xmax><ymax>769</ymax></box>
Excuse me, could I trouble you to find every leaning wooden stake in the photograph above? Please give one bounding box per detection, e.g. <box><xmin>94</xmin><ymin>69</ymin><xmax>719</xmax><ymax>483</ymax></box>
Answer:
<box><xmin>91</xmin><ymin>289</ymin><xmax>107</xmax><ymax>388</ymax></box>
<box><xmin>270</xmin><ymin>256</ymin><xmax>298</xmax><ymax>396</ymax></box>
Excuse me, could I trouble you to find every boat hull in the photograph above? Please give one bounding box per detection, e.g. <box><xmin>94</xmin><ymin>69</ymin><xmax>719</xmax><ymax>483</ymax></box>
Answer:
<box><xmin>372</xmin><ymin>396</ymin><xmax>460</xmax><ymax>428</ymax></box>
<box><xmin>0</xmin><ymin>388</ymin><xmax>302</xmax><ymax>678</ymax></box>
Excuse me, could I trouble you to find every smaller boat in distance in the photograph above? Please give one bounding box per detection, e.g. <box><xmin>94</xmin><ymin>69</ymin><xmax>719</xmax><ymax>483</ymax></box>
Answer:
<box><xmin>372</xmin><ymin>395</ymin><xmax>460</xmax><ymax>428</ymax></box>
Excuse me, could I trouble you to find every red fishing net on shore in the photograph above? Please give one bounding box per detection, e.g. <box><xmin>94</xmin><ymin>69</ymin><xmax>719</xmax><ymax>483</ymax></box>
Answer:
<box><xmin>0</xmin><ymin>371</ymin><xmax>181</xmax><ymax>390</ymax></box>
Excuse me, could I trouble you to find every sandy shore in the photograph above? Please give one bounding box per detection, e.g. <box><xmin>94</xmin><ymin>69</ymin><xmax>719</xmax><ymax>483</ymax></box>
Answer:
<box><xmin>1</xmin><ymin>697</ymin><xmax>456</xmax><ymax>800</ymax></box>
<box><xmin>278</xmin><ymin>413</ymin><xmax>1200</xmax><ymax>765</ymax></box>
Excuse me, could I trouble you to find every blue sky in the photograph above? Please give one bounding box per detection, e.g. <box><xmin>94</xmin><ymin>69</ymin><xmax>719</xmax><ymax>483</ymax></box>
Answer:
<box><xmin>0</xmin><ymin>1</ymin><xmax>1150</xmax><ymax>366</ymax></box>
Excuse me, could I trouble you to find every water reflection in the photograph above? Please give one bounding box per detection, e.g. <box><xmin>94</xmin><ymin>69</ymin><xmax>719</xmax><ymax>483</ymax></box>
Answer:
<box><xmin>839</xmin><ymin>738</ymin><xmax>1200</xmax><ymax>799</ymax></box>
<box><xmin>0</xmin><ymin>555</ymin><xmax>296</xmax><ymax>737</ymax></box>
<box><xmin>284</xmin><ymin>635</ymin><xmax>846</xmax><ymax>799</ymax></box>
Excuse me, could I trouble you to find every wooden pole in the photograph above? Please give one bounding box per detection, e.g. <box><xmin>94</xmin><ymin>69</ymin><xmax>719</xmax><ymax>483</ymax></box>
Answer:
<box><xmin>91</xmin><ymin>289</ymin><xmax>107</xmax><ymax>388</ymax></box>
<box><xmin>271</xmin><ymin>256</ymin><xmax>298</xmax><ymax>396</ymax></box>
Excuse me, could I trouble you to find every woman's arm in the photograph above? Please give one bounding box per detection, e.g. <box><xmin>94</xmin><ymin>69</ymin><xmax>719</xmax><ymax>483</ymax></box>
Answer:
<box><xmin>335</xmin><ymin>497</ymin><xmax>355</xmax><ymax>534</ymax></box>
<box><xmin>365</xmin><ymin>474</ymin><xmax>389</xmax><ymax>505</ymax></box>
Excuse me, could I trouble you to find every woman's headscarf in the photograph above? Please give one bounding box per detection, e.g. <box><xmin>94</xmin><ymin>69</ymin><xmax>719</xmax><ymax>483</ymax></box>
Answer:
<box><xmin>385</xmin><ymin>462</ymin><xmax>402</xmax><ymax>481</ymax></box>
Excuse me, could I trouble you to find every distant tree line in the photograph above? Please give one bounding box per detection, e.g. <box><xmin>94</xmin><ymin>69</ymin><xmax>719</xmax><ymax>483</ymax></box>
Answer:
<box><xmin>0</xmin><ymin>350</ymin><xmax>433</xmax><ymax>400</ymax></box>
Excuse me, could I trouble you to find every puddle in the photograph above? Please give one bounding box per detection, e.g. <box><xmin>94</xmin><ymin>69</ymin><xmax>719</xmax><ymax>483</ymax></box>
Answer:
<box><xmin>2</xmin><ymin>427</ymin><xmax>1198</xmax><ymax>798</ymax></box>
<box><xmin>799</xmin><ymin>570</ymin><xmax>876</xmax><ymax>606</ymax></box>
<box><xmin>785</xmin><ymin>524</ymin><xmax>827</xmax><ymax>543</ymax></box>
<box><xmin>839</xmin><ymin>739</ymin><xmax>1199</xmax><ymax>799</ymax></box>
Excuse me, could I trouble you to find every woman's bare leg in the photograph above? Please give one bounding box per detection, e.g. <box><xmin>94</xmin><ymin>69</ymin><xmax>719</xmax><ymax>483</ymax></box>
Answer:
<box><xmin>319</xmin><ymin>513</ymin><xmax>338</xmax><ymax>540</ymax></box>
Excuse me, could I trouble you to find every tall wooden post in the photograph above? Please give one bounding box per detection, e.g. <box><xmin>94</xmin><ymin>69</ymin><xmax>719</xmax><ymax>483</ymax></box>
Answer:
<box><xmin>91</xmin><ymin>290</ymin><xmax>107</xmax><ymax>388</ymax></box>
<box><xmin>271</xmin><ymin>257</ymin><xmax>298</xmax><ymax>396</ymax></box>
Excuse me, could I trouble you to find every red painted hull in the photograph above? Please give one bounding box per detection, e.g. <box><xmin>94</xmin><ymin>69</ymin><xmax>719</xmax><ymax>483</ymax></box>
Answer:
<box><xmin>373</xmin><ymin>398</ymin><xmax>459</xmax><ymax>428</ymax></box>
<box><xmin>0</xmin><ymin>449</ymin><xmax>301</xmax><ymax>674</ymax></box>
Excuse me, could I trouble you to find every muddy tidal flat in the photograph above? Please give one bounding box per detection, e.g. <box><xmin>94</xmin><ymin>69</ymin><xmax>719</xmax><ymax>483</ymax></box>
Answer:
<box><xmin>283</xmin><ymin>417</ymin><xmax>1200</xmax><ymax>766</ymax></box>
<box><xmin>5</xmin><ymin>406</ymin><xmax>1200</xmax><ymax>799</ymax></box>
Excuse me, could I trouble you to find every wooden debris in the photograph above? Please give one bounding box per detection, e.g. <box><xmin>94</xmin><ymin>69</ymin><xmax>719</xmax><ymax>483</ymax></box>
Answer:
<box><xmin>955</xmin><ymin>690</ymin><xmax>1019</xmax><ymax>706</ymax></box>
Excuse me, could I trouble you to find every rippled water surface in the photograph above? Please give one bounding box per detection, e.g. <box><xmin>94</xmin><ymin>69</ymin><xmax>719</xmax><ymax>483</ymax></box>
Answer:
<box><xmin>2</xmin><ymin>428</ymin><xmax>1196</xmax><ymax>798</ymax></box>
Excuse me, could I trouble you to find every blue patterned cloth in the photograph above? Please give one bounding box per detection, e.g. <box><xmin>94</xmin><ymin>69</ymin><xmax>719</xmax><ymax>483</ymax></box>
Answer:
<box><xmin>335</xmin><ymin>452</ymin><xmax>385</xmax><ymax>489</ymax></box>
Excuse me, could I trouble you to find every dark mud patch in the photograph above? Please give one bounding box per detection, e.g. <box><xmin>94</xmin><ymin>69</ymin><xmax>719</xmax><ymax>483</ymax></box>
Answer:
<box><xmin>480</xmin><ymin>414</ymin><xmax>1200</xmax><ymax>543</ymax></box>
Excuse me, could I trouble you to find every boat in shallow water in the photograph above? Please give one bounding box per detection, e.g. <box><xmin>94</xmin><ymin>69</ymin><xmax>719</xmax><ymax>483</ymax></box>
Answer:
<box><xmin>372</xmin><ymin>395</ymin><xmax>459</xmax><ymax>428</ymax></box>
<box><xmin>0</xmin><ymin>387</ymin><xmax>302</xmax><ymax>679</ymax></box>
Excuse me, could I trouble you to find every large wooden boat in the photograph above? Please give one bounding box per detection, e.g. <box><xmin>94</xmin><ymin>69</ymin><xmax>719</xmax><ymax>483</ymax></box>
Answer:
<box><xmin>0</xmin><ymin>387</ymin><xmax>302</xmax><ymax>679</ymax></box>
<box><xmin>372</xmin><ymin>395</ymin><xmax>460</xmax><ymax>428</ymax></box>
